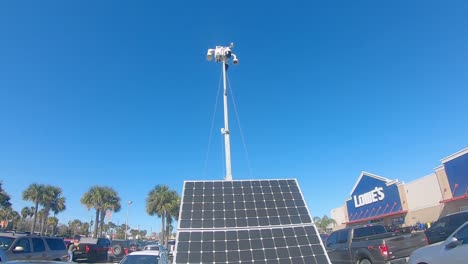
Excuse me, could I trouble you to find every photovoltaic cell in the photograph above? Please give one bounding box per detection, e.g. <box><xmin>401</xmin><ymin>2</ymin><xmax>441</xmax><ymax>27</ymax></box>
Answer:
<box><xmin>175</xmin><ymin>179</ymin><xmax>331</xmax><ymax>264</ymax></box>
<box><xmin>179</xmin><ymin>179</ymin><xmax>312</xmax><ymax>229</ymax></box>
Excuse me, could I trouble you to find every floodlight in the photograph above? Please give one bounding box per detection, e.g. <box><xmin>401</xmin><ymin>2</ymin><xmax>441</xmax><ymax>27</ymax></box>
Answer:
<box><xmin>206</xmin><ymin>49</ymin><xmax>215</xmax><ymax>61</ymax></box>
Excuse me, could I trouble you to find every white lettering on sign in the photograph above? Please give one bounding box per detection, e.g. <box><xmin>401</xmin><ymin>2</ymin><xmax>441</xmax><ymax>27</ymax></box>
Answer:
<box><xmin>353</xmin><ymin>187</ymin><xmax>385</xmax><ymax>208</ymax></box>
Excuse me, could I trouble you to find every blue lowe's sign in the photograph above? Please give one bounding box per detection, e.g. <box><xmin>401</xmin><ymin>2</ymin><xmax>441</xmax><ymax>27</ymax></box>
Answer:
<box><xmin>443</xmin><ymin>151</ymin><xmax>468</xmax><ymax>199</ymax></box>
<box><xmin>346</xmin><ymin>172</ymin><xmax>403</xmax><ymax>223</ymax></box>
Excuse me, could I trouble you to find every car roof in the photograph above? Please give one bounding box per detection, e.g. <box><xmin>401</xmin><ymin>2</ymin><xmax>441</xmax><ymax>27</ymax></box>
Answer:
<box><xmin>451</xmin><ymin>220</ymin><xmax>468</xmax><ymax>233</ymax></box>
<box><xmin>3</xmin><ymin>261</ymin><xmax>68</xmax><ymax>263</ymax></box>
<box><xmin>444</xmin><ymin>211</ymin><xmax>468</xmax><ymax>217</ymax></box>
<box><xmin>128</xmin><ymin>250</ymin><xmax>161</xmax><ymax>256</ymax></box>
<box><xmin>0</xmin><ymin>232</ymin><xmax>31</xmax><ymax>238</ymax></box>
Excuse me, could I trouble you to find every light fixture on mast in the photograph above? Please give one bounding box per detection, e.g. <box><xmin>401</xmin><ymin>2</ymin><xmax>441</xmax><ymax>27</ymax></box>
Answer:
<box><xmin>206</xmin><ymin>43</ymin><xmax>239</xmax><ymax>181</ymax></box>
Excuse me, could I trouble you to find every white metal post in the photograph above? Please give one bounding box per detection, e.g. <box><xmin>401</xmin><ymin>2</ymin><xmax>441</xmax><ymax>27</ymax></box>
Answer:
<box><xmin>206</xmin><ymin>43</ymin><xmax>238</xmax><ymax>181</ymax></box>
<box><xmin>125</xmin><ymin>200</ymin><xmax>132</xmax><ymax>240</ymax></box>
<box><xmin>222</xmin><ymin>61</ymin><xmax>233</xmax><ymax>181</ymax></box>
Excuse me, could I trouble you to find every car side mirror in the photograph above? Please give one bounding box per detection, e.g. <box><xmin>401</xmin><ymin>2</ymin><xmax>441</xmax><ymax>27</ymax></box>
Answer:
<box><xmin>445</xmin><ymin>237</ymin><xmax>460</xmax><ymax>249</ymax></box>
<box><xmin>13</xmin><ymin>246</ymin><xmax>25</xmax><ymax>253</ymax></box>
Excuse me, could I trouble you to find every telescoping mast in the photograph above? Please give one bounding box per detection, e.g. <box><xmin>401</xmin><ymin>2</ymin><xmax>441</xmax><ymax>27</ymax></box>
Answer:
<box><xmin>206</xmin><ymin>43</ymin><xmax>239</xmax><ymax>181</ymax></box>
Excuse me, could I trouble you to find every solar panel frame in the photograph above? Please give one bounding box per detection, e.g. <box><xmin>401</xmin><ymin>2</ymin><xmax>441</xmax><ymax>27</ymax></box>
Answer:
<box><xmin>178</xmin><ymin>179</ymin><xmax>314</xmax><ymax>229</ymax></box>
<box><xmin>175</xmin><ymin>225</ymin><xmax>329</xmax><ymax>264</ymax></box>
<box><xmin>175</xmin><ymin>179</ymin><xmax>331</xmax><ymax>264</ymax></box>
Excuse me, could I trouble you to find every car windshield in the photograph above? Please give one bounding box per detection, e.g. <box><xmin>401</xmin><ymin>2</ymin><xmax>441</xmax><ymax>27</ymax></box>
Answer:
<box><xmin>0</xmin><ymin>236</ymin><xmax>15</xmax><ymax>251</ymax></box>
<box><xmin>121</xmin><ymin>255</ymin><xmax>159</xmax><ymax>264</ymax></box>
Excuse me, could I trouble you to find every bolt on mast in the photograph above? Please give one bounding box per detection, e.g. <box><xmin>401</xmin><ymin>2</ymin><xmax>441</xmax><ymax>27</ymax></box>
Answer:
<box><xmin>206</xmin><ymin>43</ymin><xmax>239</xmax><ymax>181</ymax></box>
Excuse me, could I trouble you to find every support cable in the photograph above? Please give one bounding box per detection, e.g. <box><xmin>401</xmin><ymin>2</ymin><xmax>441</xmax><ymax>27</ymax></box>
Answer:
<box><xmin>227</xmin><ymin>76</ymin><xmax>254</xmax><ymax>178</ymax></box>
<box><xmin>203</xmin><ymin>71</ymin><xmax>223</xmax><ymax>178</ymax></box>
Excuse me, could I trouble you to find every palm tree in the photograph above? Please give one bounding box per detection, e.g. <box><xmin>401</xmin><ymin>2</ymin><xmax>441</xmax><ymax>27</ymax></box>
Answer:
<box><xmin>0</xmin><ymin>207</ymin><xmax>12</xmax><ymax>229</ymax></box>
<box><xmin>146</xmin><ymin>185</ymin><xmax>180</xmax><ymax>248</ymax></box>
<box><xmin>22</xmin><ymin>183</ymin><xmax>45</xmax><ymax>234</ymax></box>
<box><xmin>81</xmin><ymin>222</ymin><xmax>90</xmax><ymax>236</ymax></box>
<box><xmin>21</xmin><ymin>207</ymin><xmax>32</xmax><ymax>220</ymax></box>
<box><xmin>10</xmin><ymin>210</ymin><xmax>20</xmax><ymax>230</ymax></box>
<box><xmin>81</xmin><ymin>186</ymin><xmax>105</xmax><ymax>237</ymax></box>
<box><xmin>51</xmin><ymin>197</ymin><xmax>66</xmax><ymax>218</ymax></box>
<box><xmin>108</xmin><ymin>221</ymin><xmax>117</xmax><ymax>236</ymax></box>
<box><xmin>81</xmin><ymin>186</ymin><xmax>121</xmax><ymax>237</ymax></box>
<box><xmin>165</xmin><ymin>196</ymin><xmax>180</xmax><ymax>241</ymax></box>
<box><xmin>313</xmin><ymin>215</ymin><xmax>337</xmax><ymax>233</ymax></box>
<box><xmin>98</xmin><ymin>187</ymin><xmax>121</xmax><ymax>237</ymax></box>
<box><xmin>0</xmin><ymin>181</ymin><xmax>12</xmax><ymax>209</ymax></box>
<box><xmin>46</xmin><ymin>216</ymin><xmax>59</xmax><ymax>235</ymax></box>
<box><xmin>69</xmin><ymin>219</ymin><xmax>82</xmax><ymax>236</ymax></box>
<box><xmin>40</xmin><ymin>185</ymin><xmax>66</xmax><ymax>235</ymax></box>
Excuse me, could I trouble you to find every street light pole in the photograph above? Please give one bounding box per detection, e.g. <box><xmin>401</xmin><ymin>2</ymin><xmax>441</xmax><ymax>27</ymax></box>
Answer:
<box><xmin>125</xmin><ymin>200</ymin><xmax>132</xmax><ymax>240</ymax></box>
<box><xmin>206</xmin><ymin>43</ymin><xmax>239</xmax><ymax>181</ymax></box>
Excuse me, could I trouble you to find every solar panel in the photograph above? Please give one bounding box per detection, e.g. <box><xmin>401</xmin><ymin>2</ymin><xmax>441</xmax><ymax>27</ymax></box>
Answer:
<box><xmin>175</xmin><ymin>179</ymin><xmax>331</xmax><ymax>264</ymax></box>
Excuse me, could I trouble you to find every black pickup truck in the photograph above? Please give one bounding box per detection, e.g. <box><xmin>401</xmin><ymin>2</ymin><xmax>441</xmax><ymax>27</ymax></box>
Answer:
<box><xmin>325</xmin><ymin>224</ymin><xmax>427</xmax><ymax>264</ymax></box>
<box><xmin>73</xmin><ymin>237</ymin><xmax>110</xmax><ymax>262</ymax></box>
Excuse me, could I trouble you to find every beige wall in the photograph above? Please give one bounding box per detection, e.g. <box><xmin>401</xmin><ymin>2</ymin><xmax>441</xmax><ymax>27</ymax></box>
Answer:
<box><xmin>404</xmin><ymin>173</ymin><xmax>443</xmax><ymax>211</ymax></box>
<box><xmin>330</xmin><ymin>206</ymin><xmax>346</xmax><ymax>231</ymax></box>
<box><xmin>440</xmin><ymin>199</ymin><xmax>468</xmax><ymax>216</ymax></box>
<box><xmin>397</xmin><ymin>183</ymin><xmax>408</xmax><ymax>211</ymax></box>
<box><xmin>400</xmin><ymin>173</ymin><xmax>444</xmax><ymax>225</ymax></box>
<box><xmin>434</xmin><ymin>166</ymin><xmax>452</xmax><ymax>201</ymax></box>
<box><xmin>404</xmin><ymin>204</ymin><xmax>443</xmax><ymax>225</ymax></box>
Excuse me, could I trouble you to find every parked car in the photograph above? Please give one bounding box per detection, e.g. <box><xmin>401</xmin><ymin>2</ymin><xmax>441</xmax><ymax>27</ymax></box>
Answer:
<box><xmin>143</xmin><ymin>244</ymin><xmax>162</xmax><ymax>251</ymax></box>
<box><xmin>0</xmin><ymin>232</ymin><xmax>67</xmax><ymax>261</ymax></box>
<box><xmin>409</xmin><ymin>220</ymin><xmax>468</xmax><ymax>264</ymax></box>
<box><xmin>73</xmin><ymin>237</ymin><xmax>110</xmax><ymax>262</ymax></box>
<box><xmin>167</xmin><ymin>240</ymin><xmax>175</xmax><ymax>256</ymax></box>
<box><xmin>424</xmin><ymin>211</ymin><xmax>468</xmax><ymax>244</ymax></box>
<box><xmin>319</xmin><ymin>233</ymin><xmax>329</xmax><ymax>244</ymax></box>
<box><xmin>0</xmin><ymin>249</ymin><xmax>7</xmax><ymax>262</ymax></box>
<box><xmin>107</xmin><ymin>239</ymin><xmax>139</xmax><ymax>262</ymax></box>
<box><xmin>325</xmin><ymin>224</ymin><xmax>427</xmax><ymax>264</ymax></box>
<box><xmin>3</xmin><ymin>261</ymin><xmax>68</xmax><ymax>264</ymax></box>
<box><xmin>118</xmin><ymin>250</ymin><xmax>168</xmax><ymax>264</ymax></box>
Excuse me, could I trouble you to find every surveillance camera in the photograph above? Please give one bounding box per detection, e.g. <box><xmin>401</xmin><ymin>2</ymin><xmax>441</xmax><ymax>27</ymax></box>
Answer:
<box><xmin>232</xmin><ymin>54</ymin><xmax>239</xmax><ymax>64</ymax></box>
<box><xmin>224</xmin><ymin>48</ymin><xmax>232</xmax><ymax>58</ymax></box>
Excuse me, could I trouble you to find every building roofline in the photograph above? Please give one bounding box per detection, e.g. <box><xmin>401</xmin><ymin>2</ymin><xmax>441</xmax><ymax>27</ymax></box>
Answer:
<box><xmin>349</xmin><ymin>171</ymin><xmax>393</xmax><ymax>196</ymax></box>
<box><xmin>404</xmin><ymin>173</ymin><xmax>436</xmax><ymax>185</ymax></box>
<box><xmin>440</xmin><ymin>147</ymin><xmax>468</xmax><ymax>164</ymax></box>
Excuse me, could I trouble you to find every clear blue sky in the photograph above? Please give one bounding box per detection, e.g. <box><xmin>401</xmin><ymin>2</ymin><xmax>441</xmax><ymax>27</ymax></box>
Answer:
<box><xmin>1</xmin><ymin>1</ymin><xmax>467</xmax><ymax>234</ymax></box>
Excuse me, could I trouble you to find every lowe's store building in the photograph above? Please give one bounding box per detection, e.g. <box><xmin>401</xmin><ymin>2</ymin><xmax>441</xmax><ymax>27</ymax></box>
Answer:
<box><xmin>331</xmin><ymin>147</ymin><xmax>468</xmax><ymax>229</ymax></box>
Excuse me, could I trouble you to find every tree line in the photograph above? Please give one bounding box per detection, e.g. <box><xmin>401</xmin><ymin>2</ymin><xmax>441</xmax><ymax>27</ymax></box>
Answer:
<box><xmin>0</xmin><ymin>181</ymin><xmax>179</xmax><ymax>247</ymax></box>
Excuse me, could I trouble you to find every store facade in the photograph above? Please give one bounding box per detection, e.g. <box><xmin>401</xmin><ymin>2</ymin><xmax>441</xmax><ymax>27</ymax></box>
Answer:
<box><xmin>332</xmin><ymin>147</ymin><xmax>468</xmax><ymax>229</ymax></box>
<box><xmin>344</xmin><ymin>172</ymin><xmax>408</xmax><ymax>227</ymax></box>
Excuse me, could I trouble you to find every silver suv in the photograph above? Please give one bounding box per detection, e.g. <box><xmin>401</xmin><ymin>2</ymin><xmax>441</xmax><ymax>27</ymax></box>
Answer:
<box><xmin>0</xmin><ymin>232</ymin><xmax>67</xmax><ymax>261</ymax></box>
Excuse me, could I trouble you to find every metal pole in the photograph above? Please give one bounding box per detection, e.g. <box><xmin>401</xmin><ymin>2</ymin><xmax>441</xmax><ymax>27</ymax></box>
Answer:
<box><xmin>222</xmin><ymin>61</ymin><xmax>233</xmax><ymax>181</ymax></box>
<box><xmin>207</xmin><ymin>44</ymin><xmax>238</xmax><ymax>181</ymax></box>
<box><xmin>125</xmin><ymin>201</ymin><xmax>132</xmax><ymax>240</ymax></box>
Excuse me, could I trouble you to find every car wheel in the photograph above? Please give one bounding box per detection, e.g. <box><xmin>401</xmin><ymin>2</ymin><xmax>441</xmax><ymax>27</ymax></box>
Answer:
<box><xmin>360</xmin><ymin>259</ymin><xmax>372</xmax><ymax>264</ymax></box>
<box><xmin>113</xmin><ymin>244</ymin><xmax>124</xmax><ymax>257</ymax></box>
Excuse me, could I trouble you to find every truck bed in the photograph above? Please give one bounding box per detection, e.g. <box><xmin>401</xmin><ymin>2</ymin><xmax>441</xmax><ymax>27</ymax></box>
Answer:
<box><xmin>385</xmin><ymin>231</ymin><xmax>427</xmax><ymax>261</ymax></box>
